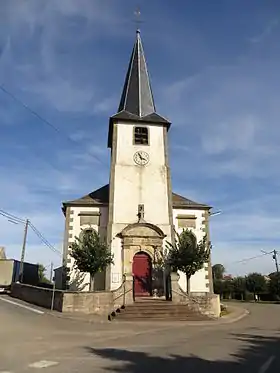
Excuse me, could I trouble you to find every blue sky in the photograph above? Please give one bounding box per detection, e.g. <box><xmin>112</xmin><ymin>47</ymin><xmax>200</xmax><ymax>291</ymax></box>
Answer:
<box><xmin>0</xmin><ymin>0</ymin><xmax>280</xmax><ymax>276</ymax></box>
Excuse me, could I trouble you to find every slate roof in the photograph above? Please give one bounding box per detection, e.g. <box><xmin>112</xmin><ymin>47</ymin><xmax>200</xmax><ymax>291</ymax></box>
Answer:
<box><xmin>62</xmin><ymin>184</ymin><xmax>210</xmax><ymax>212</ymax></box>
<box><xmin>108</xmin><ymin>30</ymin><xmax>170</xmax><ymax>148</ymax></box>
<box><xmin>118</xmin><ymin>30</ymin><xmax>155</xmax><ymax>117</ymax></box>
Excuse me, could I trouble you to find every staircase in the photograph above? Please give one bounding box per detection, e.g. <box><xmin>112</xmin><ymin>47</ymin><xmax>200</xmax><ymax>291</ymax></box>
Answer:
<box><xmin>111</xmin><ymin>297</ymin><xmax>213</xmax><ymax>321</ymax></box>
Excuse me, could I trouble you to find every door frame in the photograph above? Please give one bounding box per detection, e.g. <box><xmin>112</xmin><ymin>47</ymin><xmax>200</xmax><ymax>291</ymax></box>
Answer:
<box><xmin>132</xmin><ymin>251</ymin><xmax>152</xmax><ymax>297</ymax></box>
<box><xmin>117</xmin><ymin>222</ymin><xmax>166</xmax><ymax>300</ymax></box>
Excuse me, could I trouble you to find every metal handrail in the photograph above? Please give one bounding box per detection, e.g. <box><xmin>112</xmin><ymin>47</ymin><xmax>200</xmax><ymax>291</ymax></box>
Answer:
<box><xmin>112</xmin><ymin>275</ymin><xmax>134</xmax><ymax>305</ymax></box>
<box><xmin>171</xmin><ymin>288</ymin><xmax>201</xmax><ymax>305</ymax></box>
<box><xmin>113</xmin><ymin>287</ymin><xmax>132</xmax><ymax>303</ymax></box>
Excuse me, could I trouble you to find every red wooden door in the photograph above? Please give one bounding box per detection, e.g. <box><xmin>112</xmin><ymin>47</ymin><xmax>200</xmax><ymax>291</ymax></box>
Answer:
<box><xmin>132</xmin><ymin>252</ymin><xmax>152</xmax><ymax>297</ymax></box>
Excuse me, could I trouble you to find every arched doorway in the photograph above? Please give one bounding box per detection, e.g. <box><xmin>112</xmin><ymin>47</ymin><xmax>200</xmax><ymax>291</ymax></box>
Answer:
<box><xmin>132</xmin><ymin>252</ymin><xmax>152</xmax><ymax>297</ymax></box>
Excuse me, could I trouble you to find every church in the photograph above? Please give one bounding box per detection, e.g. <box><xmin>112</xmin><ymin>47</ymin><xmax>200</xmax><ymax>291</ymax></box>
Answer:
<box><xmin>60</xmin><ymin>30</ymin><xmax>213</xmax><ymax>297</ymax></box>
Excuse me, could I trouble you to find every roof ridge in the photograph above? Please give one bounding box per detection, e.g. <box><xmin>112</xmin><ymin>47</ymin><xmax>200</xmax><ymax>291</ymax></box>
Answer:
<box><xmin>62</xmin><ymin>185</ymin><xmax>210</xmax><ymax>209</ymax></box>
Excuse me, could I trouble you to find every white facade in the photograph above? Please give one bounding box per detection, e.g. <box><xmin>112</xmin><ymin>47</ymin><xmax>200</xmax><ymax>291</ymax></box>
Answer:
<box><xmin>65</xmin><ymin>205</ymin><xmax>107</xmax><ymax>292</ymax></box>
<box><xmin>64</xmin><ymin>203</ymin><xmax>210</xmax><ymax>293</ymax></box>
<box><xmin>108</xmin><ymin>121</ymin><xmax>173</xmax><ymax>290</ymax></box>
<box><xmin>173</xmin><ymin>208</ymin><xmax>210</xmax><ymax>293</ymax></box>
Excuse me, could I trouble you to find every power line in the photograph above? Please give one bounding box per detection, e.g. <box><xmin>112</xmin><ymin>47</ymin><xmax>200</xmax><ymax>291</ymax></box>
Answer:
<box><xmin>0</xmin><ymin>209</ymin><xmax>25</xmax><ymax>224</ymax></box>
<box><xmin>231</xmin><ymin>251</ymin><xmax>273</xmax><ymax>265</ymax></box>
<box><xmin>0</xmin><ymin>84</ymin><xmax>107</xmax><ymax>167</ymax></box>
<box><xmin>0</xmin><ymin>85</ymin><xmax>60</xmax><ymax>133</ymax></box>
<box><xmin>0</xmin><ymin>208</ymin><xmax>61</xmax><ymax>257</ymax></box>
<box><xmin>28</xmin><ymin>221</ymin><xmax>61</xmax><ymax>257</ymax></box>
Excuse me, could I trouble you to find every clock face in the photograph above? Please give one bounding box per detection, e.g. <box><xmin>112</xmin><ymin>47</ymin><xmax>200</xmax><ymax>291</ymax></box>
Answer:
<box><xmin>133</xmin><ymin>151</ymin><xmax>149</xmax><ymax>166</ymax></box>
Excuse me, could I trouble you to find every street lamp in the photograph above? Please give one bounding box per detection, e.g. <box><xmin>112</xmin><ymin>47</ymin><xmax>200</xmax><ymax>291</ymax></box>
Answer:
<box><xmin>210</xmin><ymin>210</ymin><xmax>222</xmax><ymax>217</ymax></box>
<box><xmin>208</xmin><ymin>210</ymin><xmax>222</xmax><ymax>293</ymax></box>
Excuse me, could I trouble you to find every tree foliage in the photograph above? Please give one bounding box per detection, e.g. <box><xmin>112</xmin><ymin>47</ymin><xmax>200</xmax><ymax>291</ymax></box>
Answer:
<box><xmin>212</xmin><ymin>264</ymin><xmax>280</xmax><ymax>301</ymax></box>
<box><xmin>167</xmin><ymin>229</ymin><xmax>210</xmax><ymax>294</ymax></box>
<box><xmin>232</xmin><ymin>276</ymin><xmax>247</xmax><ymax>300</ymax></box>
<box><xmin>212</xmin><ymin>263</ymin><xmax>225</xmax><ymax>280</ymax></box>
<box><xmin>70</xmin><ymin>229</ymin><xmax>114</xmax><ymax>290</ymax></box>
<box><xmin>38</xmin><ymin>264</ymin><xmax>50</xmax><ymax>284</ymax></box>
<box><xmin>268</xmin><ymin>272</ymin><xmax>280</xmax><ymax>300</ymax></box>
<box><xmin>245</xmin><ymin>272</ymin><xmax>267</xmax><ymax>295</ymax></box>
<box><xmin>213</xmin><ymin>279</ymin><xmax>223</xmax><ymax>295</ymax></box>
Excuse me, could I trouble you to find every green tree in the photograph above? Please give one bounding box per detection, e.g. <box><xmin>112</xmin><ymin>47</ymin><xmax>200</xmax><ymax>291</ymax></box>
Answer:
<box><xmin>213</xmin><ymin>279</ymin><xmax>223</xmax><ymax>297</ymax></box>
<box><xmin>38</xmin><ymin>264</ymin><xmax>50</xmax><ymax>283</ymax></box>
<box><xmin>212</xmin><ymin>264</ymin><xmax>225</xmax><ymax>280</ymax></box>
<box><xmin>70</xmin><ymin>229</ymin><xmax>114</xmax><ymax>291</ymax></box>
<box><xmin>268</xmin><ymin>272</ymin><xmax>280</xmax><ymax>300</ymax></box>
<box><xmin>167</xmin><ymin>229</ymin><xmax>210</xmax><ymax>294</ymax></box>
<box><xmin>232</xmin><ymin>276</ymin><xmax>246</xmax><ymax>300</ymax></box>
<box><xmin>222</xmin><ymin>278</ymin><xmax>234</xmax><ymax>299</ymax></box>
<box><xmin>246</xmin><ymin>272</ymin><xmax>267</xmax><ymax>298</ymax></box>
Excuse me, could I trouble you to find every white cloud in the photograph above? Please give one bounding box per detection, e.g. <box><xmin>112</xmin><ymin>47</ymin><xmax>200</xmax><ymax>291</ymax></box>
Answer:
<box><xmin>248</xmin><ymin>19</ymin><xmax>278</xmax><ymax>43</ymax></box>
<box><xmin>0</xmin><ymin>0</ymin><xmax>125</xmax><ymax>115</ymax></box>
<box><xmin>201</xmin><ymin>114</ymin><xmax>258</xmax><ymax>155</ymax></box>
<box><xmin>23</xmin><ymin>78</ymin><xmax>94</xmax><ymax>113</ymax></box>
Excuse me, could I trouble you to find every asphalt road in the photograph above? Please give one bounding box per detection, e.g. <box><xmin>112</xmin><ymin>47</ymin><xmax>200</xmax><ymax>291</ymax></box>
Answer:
<box><xmin>0</xmin><ymin>295</ymin><xmax>279</xmax><ymax>373</ymax></box>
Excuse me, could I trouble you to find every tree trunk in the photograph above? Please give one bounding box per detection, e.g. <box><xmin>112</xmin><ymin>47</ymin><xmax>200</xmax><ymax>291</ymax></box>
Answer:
<box><xmin>186</xmin><ymin>275</ymin><xmax>190</xmax><ymax>295</ymax></box>
<box><xmin>90</xmin><ymin>274</ymin><xmax>95</xmax><ymax>291</ymax></box>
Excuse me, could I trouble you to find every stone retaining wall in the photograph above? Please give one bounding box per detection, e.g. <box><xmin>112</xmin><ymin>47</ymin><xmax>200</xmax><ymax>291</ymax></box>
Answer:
<box><xmin>11</xmin><ymin>283</ymin><xmax>64</xmax><ymax>311</ymax></box>
<box><xmin>10</xmin><ymin>279</ymin><xmax>134</xmax><ymax>316</ymax></box>
<box><xmin>170</xmin><ymin>273</ymin><xmax>220</xmax><ymax>317</ymax></box>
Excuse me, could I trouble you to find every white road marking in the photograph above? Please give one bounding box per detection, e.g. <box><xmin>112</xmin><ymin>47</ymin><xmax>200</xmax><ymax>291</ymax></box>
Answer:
<box><xmin>259</xmin><ymin>356</ymin><xmax>275</xmax><ymax>373</ymax></box>
<box><xmin>28</xmin><ymin>360</ymin><xmax>58</xmax><ymax>368</ymax></box>
<box><xmin>0</xmin><ymin>371</ymin><xmax>14</xmax><ymax>373</ymax></box>
<box><xmin>0</xmin><ymin>296</ymin><xmax>44</xmax><ymax>315</ymax></box>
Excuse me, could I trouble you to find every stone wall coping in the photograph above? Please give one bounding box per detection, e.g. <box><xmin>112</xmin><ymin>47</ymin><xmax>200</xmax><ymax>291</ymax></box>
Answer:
<box><xmin>64</xmin><ymin>289</ymin><xmax>112</xmax><ymax>294</ymax></box>
<box><xmin>13</xmin><ymin>282</ymin><xmax>63</xmax><ymax>293</ymax></box>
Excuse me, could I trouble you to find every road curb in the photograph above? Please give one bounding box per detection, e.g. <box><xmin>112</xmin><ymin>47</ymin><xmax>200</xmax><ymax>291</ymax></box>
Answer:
<box><xmin>45</xmin><ymin>306</ymin><xmax>250</xmax><ymax>326</ymax></box>
<box><xmin>217</xmin><ymin>307</ymin><xmax>250</xmax><ymax>325</ymax></box>
<box><xmin>46</xmin><ymin>310</ymin><xmax>109</xmax><ymax>324</ymax></box>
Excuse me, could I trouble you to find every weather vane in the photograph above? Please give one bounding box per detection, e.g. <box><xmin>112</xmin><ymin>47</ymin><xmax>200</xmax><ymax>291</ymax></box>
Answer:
<box><xmin>134</xmin><ymin>8</ymin><xmax>143</xmax><ymax>32</ymax></box>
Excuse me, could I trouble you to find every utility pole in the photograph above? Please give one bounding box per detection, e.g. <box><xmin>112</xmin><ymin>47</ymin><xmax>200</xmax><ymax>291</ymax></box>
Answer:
<box><xmin>19</xmin><ymin>219</ymin><xmax>29</xmax><ymax>283</ymax></box>
<box><xmin>50</xmin><ymin>262</ymin><xmax>54</xmax><ymax>282</ymax></box>
<box><xmin>272</xmin><ymin>249</ymin><xmax>279</xmax><ymax>273</ymax></box>
<box><xmin>272</xmin><ymin>250</ymin><xmax>280</xmax><ymax>297</ymax></box>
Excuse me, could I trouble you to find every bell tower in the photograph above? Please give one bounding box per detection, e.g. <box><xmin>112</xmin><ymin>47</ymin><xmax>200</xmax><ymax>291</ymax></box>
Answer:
<box><xmin>106</xmin><ymin>30</ymin><xmax>174</xmax><ymax>290</ymax></box>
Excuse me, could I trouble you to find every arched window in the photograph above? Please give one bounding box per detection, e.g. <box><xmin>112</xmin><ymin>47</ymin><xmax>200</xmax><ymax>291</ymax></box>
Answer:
<box><xmin>79</xmin><ymin>228</ymin><xmax>96</xmax><ymax>241</ymax></box>
<box><xmin>134</xmin><ymin>126</ymin><xmax>149</xmax><ymax>145</ymax></box>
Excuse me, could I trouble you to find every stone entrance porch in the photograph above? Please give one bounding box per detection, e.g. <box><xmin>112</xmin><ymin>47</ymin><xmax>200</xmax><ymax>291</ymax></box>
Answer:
<box><xmin>117</xmin><ymin>222</ymin><xmax>166</xmax><ymax>298</ymax></box>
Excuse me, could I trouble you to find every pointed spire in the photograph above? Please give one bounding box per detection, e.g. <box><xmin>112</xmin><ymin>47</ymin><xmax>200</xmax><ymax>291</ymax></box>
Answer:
<box><xmin>118</xmin><ymin>30</ymin><xmax>156</xmax><ymax>117</ymax></box>
<box><xmin>108</xmin><ymin>30</ymin><xmax>171</xmax><ymax>148</ymax></box>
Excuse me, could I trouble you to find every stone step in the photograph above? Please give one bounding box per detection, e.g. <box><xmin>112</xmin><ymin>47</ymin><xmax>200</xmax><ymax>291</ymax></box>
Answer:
<box><xmin>121</xmin><ymin>307</ymin><xmax>198</xmax><ymax>314</ymax></box>
<box><xmin>117</xmin><ymin>316</ymin><xmax>208</xmax><ymax>321</ymax></box>
<box><xmin>112</xmin><ymin>299</ymin><xmax>212</xmax><ymax>322</ymax></box>
<box><xmin>116</xmin><ymin>311</ymin><xmax>210</xmax><ymax>320</ymax></box>
<box><xmin>118</xmin><ymin>311</ymin><xmax>206</xmax><ymax>317</ymax></box>
<box><xmin>124</xmin><ymin>304</ymin><xmax>195</xmax><ymax>310</ymax></box>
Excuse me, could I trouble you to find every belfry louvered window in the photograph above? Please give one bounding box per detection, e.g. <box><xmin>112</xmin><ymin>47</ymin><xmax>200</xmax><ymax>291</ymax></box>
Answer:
<box><xmin>134</xmin><ymin>126</ymin><xmax>149</xmax><ymax>145</ymax></box>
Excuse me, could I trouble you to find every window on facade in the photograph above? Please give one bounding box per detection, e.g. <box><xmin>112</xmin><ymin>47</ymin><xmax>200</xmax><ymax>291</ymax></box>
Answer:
<box><xmin>134</xmin><ymin>126</ymin><xmax>149</xmax><ymax>145</ymax></box>
<box><xmin>79</xmin><ymin>228</ymin><xmax>97</xmax><ymax>241</ymax></box>
<box><xmin>177</xmin><ymin>216</ymin><xmax>196</xmax><ymax>229</ymax></box>
<box><xmin>79</xmin><ymin>213</ymin><xmax>100</xmax><ymax>226</ymax></box>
